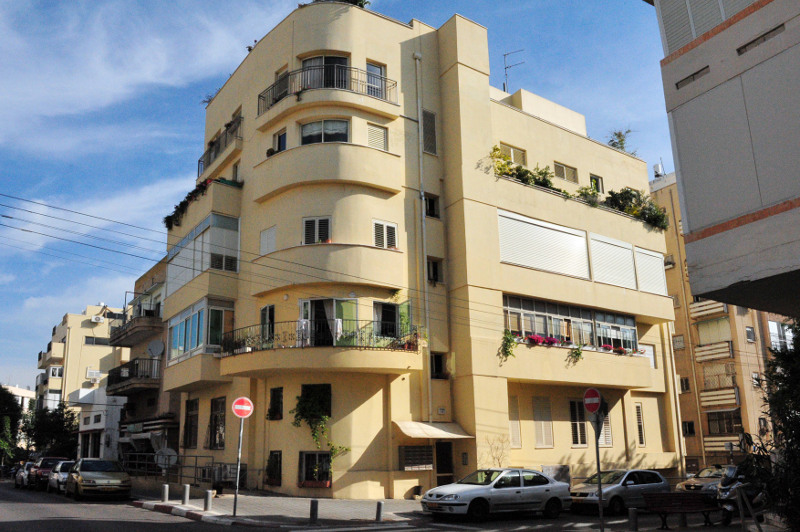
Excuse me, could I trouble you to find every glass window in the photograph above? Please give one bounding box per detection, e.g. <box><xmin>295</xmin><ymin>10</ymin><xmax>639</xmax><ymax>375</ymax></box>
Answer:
<box><xmin>268</xmin><ymin>388</ymin><xmax>283</xmax><ymax>420</ymax></box>
<box><xmin>299</xmin><ymin>451</ymin><xmax>331</xmax><ymax>482</ymax></box>
<box><xmin>184</xmin><ymin>398</ymin><xmax>198</xmax><ymax>448</ymax></box>
<box><xmin>366</xmin><ymin>62</ymin><xmax>385</xmax><ymax>98</ymax></box>
<box><xmin>570</xmin><ymin>400</ymin><xmax>587</xmax><ymax>446</ymax></box>
<box><xmin>273</xmin><ymin>129</ymin><xmax>287</xmax><ymax>153</ymax></box>
<box><xmin>209</xmin><ymin>397</ymin><xmax>226</xmax><ymax>449</ymax></box>
<box><xmin>301</xmin><ymin>120</ymin><xmax>348</xmax><ymax>145</ymax></box>
<box><xmin>495</xmin><ymin>471</ymin><xmax>521</xmax><ymax>488</ymax></box>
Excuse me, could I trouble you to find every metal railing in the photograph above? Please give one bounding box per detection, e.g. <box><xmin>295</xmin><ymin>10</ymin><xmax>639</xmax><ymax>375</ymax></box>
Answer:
<box><xmin>257</xmin><ymin>64</ymin><xmax>397</xmax><ymax>115</ymax></box>
<box><xmin>197</xmin><ymin>115</ymin><xmax>243</xmax><ymax>177</ymax></box>
<box><xmin>220</xmin><ymin>319</ymin><xmax>418</xmax><ymax>357</ymax></box>
<box><xmin>122</xmin><ymin>452</ymin><xmax>214</xmax><ymax>487</ymax></box>
<box><xmin>108</xmin><ymin>358</ymin><xmax>161</xmax><ymax>387</ymax></box>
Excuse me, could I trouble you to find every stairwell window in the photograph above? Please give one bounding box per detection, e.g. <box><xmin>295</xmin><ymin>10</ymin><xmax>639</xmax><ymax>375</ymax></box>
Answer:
<box><xmin>208</xmin><ymin>397</ymin><xmax>226</xmax><ymax>450</ymax></box>
<box><xmin>680</xmin><ymin>377</ymin><xmax>691</xmax><ymax>393</ymax></box>
<box><xmin>569</xmin><ymin>400</ymin><xmax>587</xmax><ymax>446</ymax></box>
<box><xmin>422</xmin><ymin>110</ymin><xmax>437</xmax><ymax>155</ymax></box>
<box><xmin>682</xmin><ymin>421</ymin><xmax>695</xmax><ymax>437</ymax></box>
<box><xmin>500</xmin><ymin>143</ymin><xmax>527</xmax><ymax>166</ymax></box>
<box><xmin>301</xmin><ymin>120</ymin><xmax>348</xmax><ymax>145</ymax></box>
<box><xmin>427</xmin><ymin>257</ymin><xmax>444</xmax><ymax>284</ymax></box>
<box><xmin>373</xmin><ymin>221</ymin><xmax>397</xmax><ymax>249</ymax></box>
<box><xmin>268</xmin><ymin>387</ymin><xmax>283</xmax><ymax>421</ymax></box>
<box><xmin>184</xmin><ymin>399</ymin><xmax>198</xmax><ymax>449</ymax></box>
<box><xmin>636</xmin><ymin>403</ymin><xmax>646</xmax><ymax>446</ymax></box>
<box><xmin>424</xmin><ymin>193</ymin><xmax>439</xmax><ymax>218</ymax></box>
<box><xmin>430</xmin><ymin>352</ymin><xmax>448</xmax><ymax>379</ymax></box>
<box><xmin>303</xmin><ymin>217</ymin><xmax>331</xmax><ymax>245</ymax></box>
<box><xmin>554</xmin><ymin>162</ymin><xmax>578</xmax><ymax>183</ymax></box>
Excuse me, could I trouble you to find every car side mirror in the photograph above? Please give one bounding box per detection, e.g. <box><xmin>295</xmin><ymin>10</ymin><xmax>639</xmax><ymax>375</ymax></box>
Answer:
<box><xmin>687</xmin><ymin>473</ymin><xmax>695</xmax><ymax>479</ymax></box>
<box><xmin>624</xmin><ymin>480</ymin><xmax>634</xmax><ymax>486</ymax></box>
<box><xmin>737</xmin><ymin>475</ymin><xmax>745</xmax><ymax>481</ymax></box>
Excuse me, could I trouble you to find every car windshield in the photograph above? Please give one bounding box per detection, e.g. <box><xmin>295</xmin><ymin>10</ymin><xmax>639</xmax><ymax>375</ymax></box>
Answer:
<box><xmin>696</xmin><ymin>467</ymin><xmax>723</xmax><ymax>478</ymax></box>
<box><xmin>58</xmin><ymin>462</ymin><xmax>75</xmax><ymax>471</ymax></box>
<box><xmin>80</xmin><ymin>461</ymin><xmax>124</xmax><ymax>472</ymax></box>
<box><xmin>458</xmin><ymin>470</ymin><xmax>503</xmax><ymax>485</ymax></box>
<box><xmin>585</xmin><ymin>471</ymin><xmax>626</xmax><ymax>485</ymax></box>
<box><xmin>40</xmin><ymin>459</ymin><xmax>62</xmax><ymax>468</ymax></box>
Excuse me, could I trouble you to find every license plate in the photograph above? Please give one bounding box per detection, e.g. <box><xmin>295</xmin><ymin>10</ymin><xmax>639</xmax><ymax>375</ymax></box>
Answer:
<box><xmin>427</xmin><ymin>502</ymin><xmax>440</xmax><ymax>509</ymax></box>
<box><xmin>101</xmin><ymin>486</ymin><xmax>116</xmax><ymax>490</ymax></box>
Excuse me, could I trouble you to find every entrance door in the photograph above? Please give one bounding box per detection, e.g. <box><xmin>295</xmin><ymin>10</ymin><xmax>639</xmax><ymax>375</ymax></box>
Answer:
<box><xmin>435</xmin><ymin>441</ymin><xmax>454</xmax><ymax>486</ymax></box>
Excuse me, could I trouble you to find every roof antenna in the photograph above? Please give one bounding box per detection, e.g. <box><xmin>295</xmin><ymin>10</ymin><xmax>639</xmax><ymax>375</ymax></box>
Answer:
<box><xmin>503</xmin><ymin>49</ymin><xmax>525</xmax><ymax>92</ymax></box>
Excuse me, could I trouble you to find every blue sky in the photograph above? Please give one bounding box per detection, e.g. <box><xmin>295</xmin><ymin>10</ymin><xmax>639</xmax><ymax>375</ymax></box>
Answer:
<box><xmin>0</xmin><ymin>0</ymin><xmax>670</xmax><ymax>388</ymax></box>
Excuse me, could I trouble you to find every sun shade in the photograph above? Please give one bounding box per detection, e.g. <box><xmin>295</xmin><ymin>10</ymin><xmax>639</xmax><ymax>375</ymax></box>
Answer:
<box><xmin>394</xmin><ymin>421</ymin><xmax>474</xmax><ymax>439</ymax></box>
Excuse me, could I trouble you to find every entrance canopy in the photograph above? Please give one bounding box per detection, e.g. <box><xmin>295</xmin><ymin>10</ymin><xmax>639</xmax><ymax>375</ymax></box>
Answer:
<box><xmin>394</xmin><ymin>421</ymin><xmax>474</xmax><ymax>439</ymax></box>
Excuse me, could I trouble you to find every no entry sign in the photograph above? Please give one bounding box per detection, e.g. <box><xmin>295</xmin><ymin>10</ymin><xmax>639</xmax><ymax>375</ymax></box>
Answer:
<box><xmin>583</xmin><ymin>388</ymin><xmax>602</xmax><ymax>414</ymax></box>
<box><xmin>232</xmin><ymin>396</ymin><xmax>254</xmax><ymax>419</ymax></box>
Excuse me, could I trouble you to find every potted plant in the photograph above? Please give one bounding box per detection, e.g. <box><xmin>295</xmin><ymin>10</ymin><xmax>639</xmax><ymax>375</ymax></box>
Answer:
<box><xmin>543</xmin><ymin>337</ymin><xmax>561</xmax><ymax>346</ymax></box>
<box><xmin>600</xmin><ymin>344</ymin><xmax>613</xmax><ymax>351</ymax></box>
<box><xmin>613</xmin><ymin>346</ymin><xmax>627</xmax><ymax>355</ymax></box>
<box><xmin>526</xmin><ymin>334</ymin><xmax>544</xmax><ymax>346</ymax></box>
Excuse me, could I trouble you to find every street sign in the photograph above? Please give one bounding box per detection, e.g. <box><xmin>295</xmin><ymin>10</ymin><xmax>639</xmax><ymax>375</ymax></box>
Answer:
<box><xmin>584</xmin><ymin>388</ymin><xmax>602</xmax><ymax>414</ymax></box>
<box><xmin>232</xmin><ymin>396</ymin><xmax>254</xmax><ymax>419</ymax></box>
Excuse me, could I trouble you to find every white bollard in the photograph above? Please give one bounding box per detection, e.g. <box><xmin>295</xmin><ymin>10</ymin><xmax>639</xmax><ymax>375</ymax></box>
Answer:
<box><xmin>182</xmin><ymin>484</ymin><xmax>190</xmax><ymax>505</ymax></box>
<box><xmin>161</xmin><ymin>484</ymin><xmax>169</xmax><ymax>503</ymax></box>
<box><xmin>376</xmin><ymin>501</ymin><xmax>384</xmax><ymax>522</ymax></box>
<box><xmin>204</xmin><ymin>490</ymin><xmax>213</xmax><ymax>511</ymax></box>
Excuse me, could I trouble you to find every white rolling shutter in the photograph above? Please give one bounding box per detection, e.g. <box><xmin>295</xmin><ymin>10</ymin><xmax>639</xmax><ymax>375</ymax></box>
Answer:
<box><xmin>532</xmin><ymin>397</ymin><xmax>553</xmax><ymax>448</ymax></box>
<box><xmin>260</xmin><ymin>226</ymin><xmax>276</xmax><ymax>255</ymax></box>
<box><xmin>508</xmin><ymin>395</ymin><xmax>521</xmax><ymax>449</ymax></box>
<box><xmin>635</xmin><ymin>248</ymin><xmax>668</xmax><ymax>295</ymax></box>
<box><xmin>590</xmin><ymin>234</ymin><xmax>636</xmax><ymax>289</ymax></box>
<box><xmin>498</xmin><ymin>210</ymin><xmax>590</xmax><ymax>279</ymax></box>
<box><xmin>367</xmin><ymin>124</ymin><xmax>388</xmax><ymax>150</ymax></box>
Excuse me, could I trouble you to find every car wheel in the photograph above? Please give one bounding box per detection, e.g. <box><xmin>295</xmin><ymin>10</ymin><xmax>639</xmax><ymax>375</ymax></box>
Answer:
<box><xmin>721</xmin><ymin>508</ymin><xmax>733</xmax><ymax>526</ymax></box>
<box><xmin>46</xmin><ymin>482</ymin><xmax>51</xmax><ymax>493</ymax></box>
<box><xmin>608</xmin><ymin>496</ymin><xmax>625</xmax><ymax>516</ymax></box>
<box><xmin>467</xmin><ymin>499</ymin><xmax>490</xmax><ymax>522</ymax></box>
<box><xmin>543</xmin><ymin>498</ymin><xmax>562</xmax><ymax>519</ymax></box>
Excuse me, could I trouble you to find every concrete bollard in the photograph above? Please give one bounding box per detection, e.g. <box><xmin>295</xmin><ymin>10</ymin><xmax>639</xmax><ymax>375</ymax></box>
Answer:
<box><xmin>628</xmin><ymin>507</ymin><xmax>638</xmax><ymax>531</ymax></box>
<box><xmin>376</xmin><ymin>501</ymin><xmax>384</xmax><ymax>522</ymax></box>
<box><xmin>161</xmin><ymin>484</ymin><xmax>169</xmax><ymax>503</ymax></box>
<box><xmin>182</xmin><ymin>484</ymin><xmax>190</xmax><ymax>505</ymax></box>
<box><xmin>204</xmin><ymin>490</ymin><xmax>213</xmax><ymax>512</ymax></box>
<box><xmin>310</xmin><ymin>499</ymin><xmax>319</xmax><ymax>524</ymax></box>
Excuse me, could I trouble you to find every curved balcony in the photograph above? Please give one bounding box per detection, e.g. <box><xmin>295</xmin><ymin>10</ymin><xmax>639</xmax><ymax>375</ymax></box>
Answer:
<box><xmin>251</xmin><ymin>244</ymin><xmax>404</xmax><ymax>295</ymax></box>
<box><xmin>255</xmin><ymin>65</ymin><xmax>398</xmax><ymax>131</ymax></box>
<box><xmin>252</xmin><ymin>143</ymin><xmax>402</xmax><ymax>203</ymax></box>
<box><xmin>219</xmin><ymin>319</ymin><xmax>421</xmax><ymax>377</ymax></box>
<box><xmin>197</xmin><ymin>116</ymin><xmax>242</xmax><ymax>179</ymax></box>
<box><xmin>107</xmin><ymin>358</ymin><xmax>161</xmax><ymax>397</ymax></box>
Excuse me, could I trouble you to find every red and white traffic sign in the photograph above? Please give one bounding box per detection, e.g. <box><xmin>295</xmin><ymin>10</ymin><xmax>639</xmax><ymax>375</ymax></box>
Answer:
<box><xmin>583</xmin><ymin>388</ymin><xmax>602</xmax><ymax>414</ymax></box>
<box><xmin>231</xmin><ymin>396</ymin><xmax>254</xmax><ymax>419</ymax></box>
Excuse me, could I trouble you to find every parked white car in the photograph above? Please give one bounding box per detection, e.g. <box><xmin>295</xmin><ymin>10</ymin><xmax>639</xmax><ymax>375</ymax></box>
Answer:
<box><xmin>421</xmin><ymin>468</ymin><xmax>571</xmax><ymax>521</ymax></box>
<box><xmin>570</xmin><ymin>469</ymin><xmax>670</xmax><ymax>515</ymax></box>
<box><xmin>47</xmin><ymin>461</ymin><xmax>74</xmax><ymax>493</ymax></box>
<box><xmin>14</xmin><ymin>462</ymin><xmax>33</xmax><ymax>489</ymax></box>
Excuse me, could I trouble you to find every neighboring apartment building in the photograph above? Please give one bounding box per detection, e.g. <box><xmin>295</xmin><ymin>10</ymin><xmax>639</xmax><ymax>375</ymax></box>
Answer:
<box><xmin>651</xmin><ymin>173</ymin><xmax>776</xmax><ymax>469</ymax></box>
<box><xmin>107</xmin><ymin>260</ymin><xmax>180</xmax><ymax>457</ymax></box>
<box><xmin>644</xmin><ymin>0</ymin><xmax>800</xmax><ymax>316</ymax></box>
<box><xmin>3</xmin><ymin>385</ymin><xmax>35</xmax><ymax>412</ymax></box>
<box><xmin>35</xmin><ymin>305</ymin><xmax>129</xmax><ymax>459</ymax></box>
<box><xmin>161</xmin><ymin>1</ymin><xmax>683</xmax><ymax>499</ymax></box>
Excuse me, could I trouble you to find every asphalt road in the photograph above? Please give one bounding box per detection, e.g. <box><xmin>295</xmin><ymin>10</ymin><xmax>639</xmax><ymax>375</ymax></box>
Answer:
<box><xmin>0</xmin><ymin>480</ymin><xmax>221</xmax><ymax>532</ymax></box>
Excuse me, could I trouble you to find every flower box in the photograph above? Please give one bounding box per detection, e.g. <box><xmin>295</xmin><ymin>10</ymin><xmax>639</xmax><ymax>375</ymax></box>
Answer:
<box><xmin>526</xmin><ymin>334</ymin><xmax>544</xmax><ymax>346</ymax></box>
<box><xmin>298</xmin><ymin>480</ymin><xmax>331</xmax><ymax>488</ymax></box>
<box><xmin>543</xmin><ymin>337</ymin><xmax>561</xmax><ymax>346</ymax></box>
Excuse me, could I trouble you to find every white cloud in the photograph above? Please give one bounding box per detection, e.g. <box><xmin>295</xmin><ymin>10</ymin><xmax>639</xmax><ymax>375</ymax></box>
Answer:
<box><xmin>0</xmin><ymin>273</ymin><xmax>15</xmax><ymax>285</ymax></box>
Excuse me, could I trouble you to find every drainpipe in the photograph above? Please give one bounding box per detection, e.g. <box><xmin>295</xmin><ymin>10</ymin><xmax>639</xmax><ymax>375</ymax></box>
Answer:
<box><xmin>413</xmin><ymin>51</ymin><xmax>433</xmax><ymax>424</ymax></box>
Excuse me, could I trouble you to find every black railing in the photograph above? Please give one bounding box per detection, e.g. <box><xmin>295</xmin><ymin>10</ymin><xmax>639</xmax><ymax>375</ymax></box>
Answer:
<box><xmin>220</xmin><ymin>319</ymin><xmax>418</xmax><ymax>356</ymax></box>
<box><xmin>197</xmin><ymin>115</ymin><xmax>243</xmax><ymax>177</ymax></box>
<box><xmin>257</xmin><ymin>65</ymin><xmax>397</xmax><ymax>115</ymax></box>
<box><xmin>108</xmin><ymin>358</ymin><xmax>161</xmax><ymax>387</ymax></box>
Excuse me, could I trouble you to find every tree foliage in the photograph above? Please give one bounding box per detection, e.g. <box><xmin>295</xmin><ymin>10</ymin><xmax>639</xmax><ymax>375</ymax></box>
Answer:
<box><xmin>24</xmin><ymin>402</ymin><xmax>78</xmax><ymax>457</ymax></box>
<box><xmin>314</xmin><ymin>0</ymin><xmax>370</xmax><ymax>6</ymax></box>
<box><xmin>0</xmin><ymin>387</ymin><xmax>23</xmax><ymax>463</ymax></box>
<box><xmin>607</xmin><ymin>128</ymin><xmax>637</xmax><ymax>156</ymax></box>
<box><xmin>603</xmin><ymin>188</ymin><xmax>669</xmax><ymax>230</ymax></box>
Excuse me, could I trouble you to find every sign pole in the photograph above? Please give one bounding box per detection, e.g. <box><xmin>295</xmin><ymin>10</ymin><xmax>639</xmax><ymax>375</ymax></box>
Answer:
<box><xmin>584</xmin><ymin>388</ymin><xmax>605</xmax><ymax>532</ymax></box>
<box><xmin>234</xmin><ymin>415</ymin><xmax>244</xmax><ymax>517</ymax></box>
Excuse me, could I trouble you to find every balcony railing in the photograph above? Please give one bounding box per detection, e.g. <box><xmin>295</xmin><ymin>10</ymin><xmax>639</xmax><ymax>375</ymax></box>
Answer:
<box><xmin>689</xmin><ymin>300</ymin><xmax>727</xmax><ymax>320</ymax></box>
<box><xmin>257</xmin><ymin>65</ymin><xmax>398</xmax><ymax>115</ymax></box>
<box><xmin>108</xmin><ymin>358</ymin><xmax>161</xmax><ymax>387</ymax></box>
<box><xmin>220</xmin><ymin>319</ymin><xmax>418</xmax><ymax>357</ymax></box>
<box><xmin>197</xmin><ymin>115</ymin><xmax>243</xmax><ymax>177</ymax></box>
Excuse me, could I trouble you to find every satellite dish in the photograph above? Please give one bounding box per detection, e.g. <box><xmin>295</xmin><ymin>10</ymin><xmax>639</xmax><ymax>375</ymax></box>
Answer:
<box><xmin>147</xmin><ymin>340</ymin><xmax>164</xmax><ymax>358</ymax></box>
<box><xmin>155</xmin><ymin>448</ymin><xmax>178</xmax><ymax>469</ymax></box>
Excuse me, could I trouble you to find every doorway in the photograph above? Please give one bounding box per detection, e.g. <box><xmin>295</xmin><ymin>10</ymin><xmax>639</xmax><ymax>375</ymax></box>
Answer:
<box><xmin>435</xmin><ymin>441</ymin><xmax>454</xmax><ymax>486</ymax></box>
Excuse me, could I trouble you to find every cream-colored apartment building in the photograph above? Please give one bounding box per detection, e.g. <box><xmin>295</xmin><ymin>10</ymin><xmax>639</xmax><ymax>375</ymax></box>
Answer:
<box><xmin>645</xmin><ymin>0</ymin><xmax>800</xmax><ymax>316</ymax></box>
<box><xmin>651</xmin><ymin>174</ymin><xmax>777</xmax><ymax>470</ymax></box>
<box><xmin>35</xmin><ymin>305</ymin><xmax>128</xmax><ymax>458</ymax></box>
<box><xmin>161</xmin><ymin>2</ymin><xmax>684</xmax><ymax>499</ymax></box>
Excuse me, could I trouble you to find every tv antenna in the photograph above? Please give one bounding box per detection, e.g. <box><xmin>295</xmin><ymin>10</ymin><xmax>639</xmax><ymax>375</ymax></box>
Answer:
<box><xmin>503</xmin><ymin>49</ymin><xmax>525</xmax><ymax>92</ymax></box>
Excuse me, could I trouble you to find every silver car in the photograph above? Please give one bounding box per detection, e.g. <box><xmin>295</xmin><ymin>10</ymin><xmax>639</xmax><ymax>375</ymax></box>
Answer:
<box><xmin>47</xmin><ymin>461</ymin><xmax>75</xmax><ymax>493</ymax></box>
<box><xmin>570</xmin><ymin>469</ymin><xmax>670</xmax><ymax>515</ymax></box>
<box><xmin>421</xmin><ymin>468</ymin><xmax>572</xmax><ymax>521</ymax></box>
<box><xmin>14</xmin><ymin>462</ymin><xmax>33</xmax><ymax>489</ymax></box>
<box><xmin>675</xmin><ymin>465</ymin><xmax>724</xmax><ymax>496</ymax></box>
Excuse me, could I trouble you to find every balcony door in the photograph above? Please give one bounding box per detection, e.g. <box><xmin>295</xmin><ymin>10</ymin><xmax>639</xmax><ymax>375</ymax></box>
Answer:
<box><xmin>260</xmin><ymin>305</ymin><xmax>275</xmax><ymax>341</ymax></box>
<box><xmin>299</xmin><ymin>299</ymin><xmax>356</xmax><ymax>346</ymax></box>
<box><xmin>302</xmin><ymin>56</ymin><xmax>348</xmax><ymax>90</ymax></box>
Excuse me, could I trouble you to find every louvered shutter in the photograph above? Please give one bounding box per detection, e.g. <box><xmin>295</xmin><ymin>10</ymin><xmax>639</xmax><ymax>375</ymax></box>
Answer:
<box><xmin>367</xmin><ymin>124</ymin><xmax>387</xmax><ymax>150</ymax></box>
<box><xmin>317</xmin><ymin>218</ymin><xmax>330</xmax><ymax>242</ymax></box>
<box><xmin>498</xmin><ymin>210</ymin><xmax>590</xmax><ymax>279</ymax></box>
<box><xmin>304</xmin><ymin>219</ymin><xmax>316</xmax><ymax>244</ymax></box>
<box><xmin>599</xmin><ymin>415</ymin><xmax>612</xmax><ymax>447</ymax></box>
<box><xmin>422</xmin><ymin>110</ymin><xmax>436</xmax><ymax>154</ymax></box>
<box><xmin>688</xmin><ymin>0</ymin><xmax>723</xmax><ymax>37</ymax></box>
<box><xmin>635</xmin><ymin>248</ymin><xmax>668</xmax><ymax>295</ymax></box>
<box><xmin>661</xmin><ymin>0</ymin><xmax>695</xmax><ymax>54</ymax></box>
<box><xmin>499</xmin><ymin>144</ymin><xmax>512</xmax><ymax>159</ymax></box>
<box><xmin>636</xmin><ymin>403</ymin><xmax>646</xmax><ymax>446</ymax></box>
<box><xmin>508</xmin><ymin>396</ymin><xmax>521</xmax><ymax>448</ymax></box>
<box><xmin>386</xmin><ymin>225</ymin><xmax>396</xmax><ymax>248</ymax></box>
<box><xmin>590</xmin><ymin>234</ymin><xmax>637</xmax><ymax>289</ymax></box>
<box><xmin>374</xmin><ymin>222</ymin><xmax>384</xmax><ymax>248</ymax></box>
<box><xmin>533</xmin><ymin>397</ymin><xmax>553</xmax><ymax>448</ymax></box>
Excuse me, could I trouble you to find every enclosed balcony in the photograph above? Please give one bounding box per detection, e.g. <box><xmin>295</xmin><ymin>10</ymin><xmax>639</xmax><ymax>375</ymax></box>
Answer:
<box><xmin>38</xmin><ymin>341</ymin><xmax>64</xmax><ymax>369</ymax></box>
<box><xmin>218</xmin><ymin>319</ymin><xmax>421</xmax><ymax>377</ymax></box>
<box><xmin>110</xmin><ymin>292</ymin><xmax>164</xmax><ymax>347</ymax></box>
<box><xmin>699</xmin><ymin>387</ymin><xmax>739</xmax><ymax>409</ymax></box>
<box><xmin>689</xmin><ymin>300</ymin><xmax>728</xmax><ymax>320</ymax></box>
<box><xmin>197</xmin><ymin>115</ymin><xmax>243</xmax><ymax>179</ymax></box>
<box><xmin>695</xmin><ymin>341</ymin><xmax>733</xmax><ymax>362</ymax></box>
<box><xmin>107</xmin><ymin>358</ymin><xmax>161</xmax><ymax>396</ymax></box>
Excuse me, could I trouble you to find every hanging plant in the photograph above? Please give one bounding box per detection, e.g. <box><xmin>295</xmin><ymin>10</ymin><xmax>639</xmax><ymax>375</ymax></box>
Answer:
<box><xmin>498</xmin><ymin>329</ymin><xmax>517</xmax><ymax>365</ymax></box>
<box><xmin>290</xmin><ymin>386</ymin><xmax>350</xmax><ymax>476</ymax></box>
<box><xmin>565</xmin><ymin>345</ymin><xmax>584</xmax><ymax>367</ymax></box>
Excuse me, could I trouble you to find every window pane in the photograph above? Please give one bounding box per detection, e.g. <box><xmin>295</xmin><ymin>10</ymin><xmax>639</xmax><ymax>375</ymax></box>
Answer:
<box><xmin>196</xmin><ymin>309</ymin><xmax>204</xmax><ymax>346</ymax></box>
<box><xmin>301</xmin><ymin>122</ymin><xmax>323</xmax><ymax>145</ymax></box>
<box><xmin>190</xmin><ymin>313</ymin><xmax>198</xmax><ymax>349</ymax></box>
<box><xmin>324</xmin><ymin>120</ymin><xmax>348</xmax><ymax>143</ymax></box>
<box><xmin>209</xmin><ymin>309</ymin><xmax>223</xmax><ymax>345</ymax></box>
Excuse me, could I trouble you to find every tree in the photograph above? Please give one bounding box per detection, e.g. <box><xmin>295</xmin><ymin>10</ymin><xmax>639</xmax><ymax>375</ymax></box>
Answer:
<box><xmin>0</xmin><ymin>387</ymin><xmax>23</xmax><ymax>465</ymax></box>
<box><xmin>607</xmin><ymin>128</ymin><xmax>637</xmax><ymax>156</ymax></box>
<box><xmin>27</xmin><ymin>402</ymin><xmax>78</xmax><ymax>457</ymax></box>
<box><xmin>742</xmin><ymin>320</ymin><xmax>800</xmax><ymax>529</ymax></box>
<box><xmin>314</xmin><ymin>0</ymin><xmax>370</xmax><ymax>7</ymax></box>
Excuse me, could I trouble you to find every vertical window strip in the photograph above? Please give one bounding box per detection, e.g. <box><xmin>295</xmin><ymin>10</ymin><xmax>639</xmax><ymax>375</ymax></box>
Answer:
<box><xmin>422</xmin><ymin>110</ymin><xmax>437</xmax><ymax>155</ymax></box>
<box><xmin>599</xmin><ymin>414</ymin><xmax>612</xmax><ymax>447</ymax></box>
<box><xmin>635</xmin><ymin>403</ymin><xmax>645</xmax><ymax>446</ymax></box>
<box><xmin>570</xmin><ymin>400</ymin><xmax>587</xmax><ymax>446</ymax></box>
<box><xmin>508</xmin><ymin>395</ymin><xmax>522</xmax><ymax>449</ymax></box>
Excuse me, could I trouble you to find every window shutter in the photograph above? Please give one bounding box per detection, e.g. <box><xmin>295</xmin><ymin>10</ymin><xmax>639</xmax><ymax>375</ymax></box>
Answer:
<box><xmin>635</xmin><ymin>403</ymin><xmax>646</xmax><ymax>446</ymax></box>
<box><xmin>373</xmin><ymin>222</ymin><xmax>384</xmax><ymax>248</ymax></box>
<box><xmin>260</xmin><ymin>226</ymin><xmax>276</xmax><ymax>255</ymax></box>
<box><xmin>422</xmin><ymin>110</ymin><xmax>436</xmax><ymax>154</ymax></box>
<box><xmin>317</xmin><ymin>218</ymin><xmax>330</xmax><ymax>242</ymax></box>
<box><xmin>304</xmin><ymin>219</ymin><xmax>316</xmax><ymax>245</ymax></box>
<box><xmin>508</xmin><ymin>396</ymin><xmax>521</xmax><ymax>448</ymax></box>
<box><xmin>367</xmin><ymin>124</ymin><xmax>387</xmax><ymax>150</ymax></box>
<box><xmin>599</xmin><ymin>415</ymin><xmax>612</xmax><ymax>447</ymax></box>
<box><xmin>386</xmin><ymin>225</ymin><xmax>396</xmax><ymax>248</ymax></box>
<box><xmin>697</xmin><ymin>317</ymin><xmax>731</xmax><ymax>345</ymax></box>
<box><xmin>590</xmin><ymin>234</ymin><xmax>637</xmax><ymax>289</ymax></box>
<box><xmin>499</xmin><ymin>144</ymin><xmax>512</xmax><ymax>159</ymax></box>
<box><xmin>533</xmin><ymin>397</ymin><xmax>553</xmax><ymax>448</ymax></box>
<box><xmin>635</xmin><ymin>248</ymin><xmax>668</xmax><ymax>295</ymax></box>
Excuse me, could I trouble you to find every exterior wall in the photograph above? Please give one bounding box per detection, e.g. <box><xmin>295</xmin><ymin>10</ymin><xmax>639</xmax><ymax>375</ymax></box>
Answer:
<box><xmin>162</xmin><ymin>2</ymin><xmax>685</xmax><ymax>498</ymax></box>
<box><xmin>651</xmin><ymin>175</ymin><xmax>773</xmax><ymax>469</ymax></box>
<box><xmin>650</xmin><ymin>0</ymin><xmax>800</xmax><ymax>315</ymax></box>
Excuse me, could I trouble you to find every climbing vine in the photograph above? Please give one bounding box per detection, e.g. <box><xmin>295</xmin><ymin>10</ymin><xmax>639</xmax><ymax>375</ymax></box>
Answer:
<box><xmin>290</xmin><ymin>385</ymin><xmax>350</xmax><ymax>474</ymax></box>
<box><xmin>498</xmin><ymin>329</ymin><xmax>518</xmax><ymax>365</ymax></box>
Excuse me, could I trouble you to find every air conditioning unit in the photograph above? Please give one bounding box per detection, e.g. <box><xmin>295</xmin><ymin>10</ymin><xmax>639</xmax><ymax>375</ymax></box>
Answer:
<box><xmin>89</xmin><ymin>377</ymin><xmax>100</xmax><ymax>384</ymax></box>
<box><xmin>91</xmin><ymin>316</ymin><xmax>104</xmax><ymax>323</ymax></box>
<box><xmin>86</xmin><ymin>368</ymin><xmax>102</xmax><ymax>379</ymax></box>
